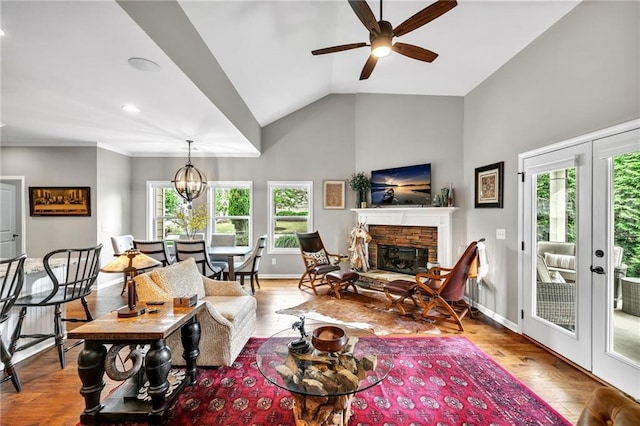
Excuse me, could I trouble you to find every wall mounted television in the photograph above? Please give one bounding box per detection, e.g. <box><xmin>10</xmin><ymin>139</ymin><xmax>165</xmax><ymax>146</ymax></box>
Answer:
<box><xmin>370</xmin><ymin>163</ymin><xmax>431</xmax><ymax>206</ymax></box>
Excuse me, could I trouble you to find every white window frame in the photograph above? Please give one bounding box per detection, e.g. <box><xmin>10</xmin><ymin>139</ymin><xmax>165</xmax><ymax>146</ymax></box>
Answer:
<box><xmin>208</xmin><ymin>181</ymin><xmax>253</xmax><ymax>248</ymax></box>
<box><xmin>146</xmin><ymin>181</ymin><xmax>187</xmax><ymax>240</ymax></box>
<box><xmin>268</xmin><ymin>181</ymin><xmax>313</xmax><ymax>254</ymax></box>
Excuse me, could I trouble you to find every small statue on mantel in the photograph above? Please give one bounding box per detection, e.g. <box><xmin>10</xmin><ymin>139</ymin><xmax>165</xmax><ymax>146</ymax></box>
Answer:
<box><xmin>288</xmin><ymin>315</ymin><xmax>310</xmax><ymax>353</ymax></box>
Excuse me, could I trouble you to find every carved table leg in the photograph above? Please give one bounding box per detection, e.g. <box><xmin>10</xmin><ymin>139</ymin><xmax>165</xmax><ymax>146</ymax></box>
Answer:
<box><xmin>180</xmin><ymin>315</ymin><xmax>201</xmax><ymax>385</ymax></box>
<box><xmin>145</xmin><ymin>338</ymin><xmax>172</xmax><ymax>424</ymax></box>
<box><xmin>77</xmin><ymin>340</ymin><xmax>107</xmax><ymax>425</ymax></box>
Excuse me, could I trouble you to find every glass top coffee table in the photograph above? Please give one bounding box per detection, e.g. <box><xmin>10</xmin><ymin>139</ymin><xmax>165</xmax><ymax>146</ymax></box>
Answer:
<box><xmin>256</xmin><ymin>319</ymin><xmax>394</xmax><ymax>425</ymax></box>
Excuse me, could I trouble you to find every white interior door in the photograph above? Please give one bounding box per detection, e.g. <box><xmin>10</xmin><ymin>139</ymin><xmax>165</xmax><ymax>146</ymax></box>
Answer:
<box><xmin>521</xmin><ymin>142</ymin><xmax>592</xmax><ymax>369</ymax></box>
<box><xmin>0</xmin><ymin>182</ymin><xmax>18</xmax><ymax>259</ymax></box>
<box><xmin>592</xmin><ymin>128</ymin><xmax>640</xmax><ymax>398</ymax></box>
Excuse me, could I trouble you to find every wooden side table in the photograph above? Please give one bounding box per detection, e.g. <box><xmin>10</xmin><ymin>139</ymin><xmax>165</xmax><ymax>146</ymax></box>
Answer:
<box><xmin>68</xmin><ymin>301</ymin><xmax>204</xmax><ymax>425</ymax></box>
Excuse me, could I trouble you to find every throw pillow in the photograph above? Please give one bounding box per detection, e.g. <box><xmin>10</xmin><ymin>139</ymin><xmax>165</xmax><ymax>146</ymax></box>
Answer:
<box><xmin>149</xmin><ymin>257</ymin><xmax>205</xmax><ymax>299</ymax></box>
<box><xmin>551</xmin><ymin>271</ymin><xmax>566</xmax><ymax>284</ymax></box>
<box><xmin>544</xmin><ymin>252</ymin><xmax>576</xmax><ymax>271</ymax></box>
<box><xmin>303</xmin><ymin>250</ymin><xmax>329</xmax><ymax>267</ymax></box>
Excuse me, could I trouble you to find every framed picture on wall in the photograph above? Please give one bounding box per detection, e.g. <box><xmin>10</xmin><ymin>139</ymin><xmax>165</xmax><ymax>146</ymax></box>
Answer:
<box><xmin>474</xmin><ymin>162</ymin><xmax>504</xmax><ymax>208</ymax></box>
<box><xmin>323</xmin><ymin>180</ymin><xmax>345</xmax><ymax>209</ymax></box>
<box><xmin>29</xmin><ymin>187</ymin><xmax>91</xmax><ymax>216</ymax></box>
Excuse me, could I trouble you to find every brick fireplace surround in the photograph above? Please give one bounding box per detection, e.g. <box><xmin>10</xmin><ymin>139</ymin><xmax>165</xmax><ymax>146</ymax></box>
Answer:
<box><xmin>368</xmin><ymin>225</ymin><xmax>438</xmax><ymax>270</ymax></box>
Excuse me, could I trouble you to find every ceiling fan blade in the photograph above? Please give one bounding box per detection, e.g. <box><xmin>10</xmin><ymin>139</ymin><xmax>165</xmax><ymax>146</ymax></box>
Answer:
<box><xmin>312</xmin><ymin>42</ymin><xmax>368</xmax><ymax>55</ymax></box>
<box><xmin>392</xmin><ymin>42</ymin><xmax>438</xmax><ymax>62</ymax></box>
<box><xmin>359</xmin><ymin>55</ymin><xmax>378</xmax><ymax>80</ymax></box>
<box><xmin>393</xmin><ymin>0</ymin><xmax>457</xmax><ymax>37</ymax></box>
<box><xmin>348</xmin><ymin>0</ymin><xmax>381</xmax><ymax>34</ymax></box>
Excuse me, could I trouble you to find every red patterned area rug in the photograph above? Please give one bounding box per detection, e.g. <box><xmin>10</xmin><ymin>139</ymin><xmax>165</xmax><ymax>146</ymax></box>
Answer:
<box><xmin>94</xmin><ymin>336</ymin><xmax>571</xmax><ymax>426</ymax></box>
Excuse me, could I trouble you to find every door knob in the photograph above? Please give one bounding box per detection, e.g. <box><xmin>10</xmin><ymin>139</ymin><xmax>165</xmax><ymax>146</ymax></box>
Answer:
<box><xmin>590</xmin><ymin>265</ymin><xmax>605</xmax><ymax>275</ymax></box>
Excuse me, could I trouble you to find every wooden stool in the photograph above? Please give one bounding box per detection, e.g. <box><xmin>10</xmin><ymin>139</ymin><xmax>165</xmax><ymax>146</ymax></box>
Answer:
<box><xmin>384</xmin><ymin>280</ymin><xmax>419</xmax><ymax>315</ymax></box>
<box><xmin>325</xmin><ymin>270</ymin><xmax>360</xmax><ymax>299</ymax></box>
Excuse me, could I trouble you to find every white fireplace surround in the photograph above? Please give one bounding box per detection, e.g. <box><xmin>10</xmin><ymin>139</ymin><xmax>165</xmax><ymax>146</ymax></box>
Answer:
<box><xmin>352</xmin><ymin>207</ymin><xmax>459</xmax><ymax>267</ymax></box>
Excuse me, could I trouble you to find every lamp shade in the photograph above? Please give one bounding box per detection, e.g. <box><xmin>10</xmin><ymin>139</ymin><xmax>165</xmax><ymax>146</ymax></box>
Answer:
<box><xmin>101</xmin><ymin>249</ymin><xmax>161</xmax><ymax>273</ymax></box>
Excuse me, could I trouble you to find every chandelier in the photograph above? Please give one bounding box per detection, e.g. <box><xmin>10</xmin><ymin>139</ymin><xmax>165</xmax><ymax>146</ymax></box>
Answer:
<box><xmin>172</xmin><ymin>140</ymin><xmax>207</xmax><ymax>205</ymax></box>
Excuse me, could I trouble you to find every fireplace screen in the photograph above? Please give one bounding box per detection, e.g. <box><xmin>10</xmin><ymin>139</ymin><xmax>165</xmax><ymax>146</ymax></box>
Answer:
<box><xmin>377</xmin><ymin>244</ymin><xmax>429</xmax><ymax>275</ymax></box>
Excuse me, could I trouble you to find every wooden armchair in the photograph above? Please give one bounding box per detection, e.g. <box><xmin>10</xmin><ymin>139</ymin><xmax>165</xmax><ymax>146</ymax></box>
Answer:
<box><xmin>296</xmin><ymin>231</ymin><xmax>347</xmax><ymax>295</ymax></box>
<box><xmin>415</xmin><ymin>241</ymin><xmax>479</xmax><ymax>331</ymax></box>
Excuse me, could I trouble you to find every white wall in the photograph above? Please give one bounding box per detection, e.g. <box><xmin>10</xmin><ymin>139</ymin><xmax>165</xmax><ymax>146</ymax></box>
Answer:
<box><xmin>463</xmin><ymin>1</ymin><xmax>640</xmax><ymax>323</ymax></box>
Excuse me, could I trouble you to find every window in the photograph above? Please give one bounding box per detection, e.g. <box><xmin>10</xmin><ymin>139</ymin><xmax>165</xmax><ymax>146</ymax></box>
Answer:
<box><xmin>268</xmin><ymin>181</ymin><xmax>313</xmax><ymax>253</ymax></box>
<box><xmin>209</xmin><ymin>182</ymin><xmax>252</xmax><ymax>247</ymax></box>
<box><xmin>146</xmin><ymin>182</ymin><xmax>187</xmax><ymax>244</ymax></box>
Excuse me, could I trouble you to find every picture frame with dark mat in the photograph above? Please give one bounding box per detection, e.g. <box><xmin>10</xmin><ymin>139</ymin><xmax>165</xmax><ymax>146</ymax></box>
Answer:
<box><xmin>474</xmin><ymin>162</ymin><xmax>504</xmax><ymax>208</ymax></box>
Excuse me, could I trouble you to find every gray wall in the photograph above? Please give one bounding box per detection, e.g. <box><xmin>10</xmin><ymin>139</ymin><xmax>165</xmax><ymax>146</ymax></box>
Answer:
<box><xmin>463</xmin><ymin>1</ymin><xmax>640</xmax><ymax>323</ymax></box>
<box><xmin>0</xmin><ymin>147</ymin><xmax>98</xmax><ymax>257</ymax></box>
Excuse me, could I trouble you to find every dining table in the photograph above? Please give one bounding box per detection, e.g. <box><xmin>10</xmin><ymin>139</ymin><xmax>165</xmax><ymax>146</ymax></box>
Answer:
<box><xmin>208</xmin><ymin>246</ymin><xmax>252</xmax><ymax>281</ymax></box>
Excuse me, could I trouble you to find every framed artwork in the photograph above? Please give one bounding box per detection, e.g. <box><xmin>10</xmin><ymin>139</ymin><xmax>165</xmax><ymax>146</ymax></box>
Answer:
<box><xmin>323</xmin><ymin>180</ymin><xmax>345</xmax><ymax>209</ymax></box>
<box><xmin>474</xmin><ymin>162</ymin><xmax>504</xmax><ymax>208</ymax></box>
<box><xmin>29</xmin><ymin>187</ymin><xmax>91</xmax><ymax>216</ymax></box>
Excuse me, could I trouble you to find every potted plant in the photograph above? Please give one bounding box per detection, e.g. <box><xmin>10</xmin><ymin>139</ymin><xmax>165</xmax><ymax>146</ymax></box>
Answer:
<box><xmin>348</xmin><ymin>172</ymin><xmax>371</xmax><ymax>208</ymax></box>
<box><xmin>174</xmin><ymin>203</ymin><xmax>209</xmax><ymax>239</ymax></box>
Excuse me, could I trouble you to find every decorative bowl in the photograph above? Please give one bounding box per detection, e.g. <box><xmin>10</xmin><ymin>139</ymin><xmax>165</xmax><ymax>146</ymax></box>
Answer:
<box><xmin>311</xmin><ymin>326</ymin><xmax>347</xmax><ymax>352</ymax></box>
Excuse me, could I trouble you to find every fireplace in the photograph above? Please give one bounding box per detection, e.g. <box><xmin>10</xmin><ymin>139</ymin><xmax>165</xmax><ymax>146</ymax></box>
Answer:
<box><xmin>353</xmin><ymin>207</ymin><xmax>458</xmax><ymax>267</ymax></box>
<box><xmin>377</xmin><ymin>244</ymin><xmax>429</xmax><ymax>275</ymax></box>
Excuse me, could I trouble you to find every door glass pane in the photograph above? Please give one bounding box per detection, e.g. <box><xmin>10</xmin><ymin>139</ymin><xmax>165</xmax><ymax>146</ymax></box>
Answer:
<box><xmin>534</xmin><ymin>168</ymin><xmax>577</xmax><ymax>331</ymax></box>
<box><xmin>612</xmin><ymin>152</ymin><xmax>640</xmax><ymax>365</ymax></box>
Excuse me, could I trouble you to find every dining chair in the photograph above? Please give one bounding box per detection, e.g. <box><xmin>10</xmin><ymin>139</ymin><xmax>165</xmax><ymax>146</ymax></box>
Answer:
<box><xmin>175</xmin><ymin>239</ymin><xmax>223</xmax><ymax>279</ymax></box>
<box><xmin>414</xmin><ymin>240</ymin><xmax>479</xmax><ymax>331</ymax></box>
<box><xmin>209</xmin><ymin>233</ymin><xmax>236</xmax><ymax>271</ymax></box>
<box><xmin>296</xmin><ymin>231</ymin><xmax>346</xmax><ymax>295</ymax></box>
<box><xmin>132</xmin><ymin>239</ymin><xmax>174</xmax><ymax>267</ymax></box>
<box><xmin>10</xmin><ymin>244</ymin><xmax>102</xmax><ymax>369</ymax></box>
<box><xmin>0</xmin><ymin>253</ymin><xmax>27</xmax><ymax>392</ymax></box>
<box><xmin>233</xmin><ymin>235</ymin><xmax>268</xmax><ymax>294</ymax></box>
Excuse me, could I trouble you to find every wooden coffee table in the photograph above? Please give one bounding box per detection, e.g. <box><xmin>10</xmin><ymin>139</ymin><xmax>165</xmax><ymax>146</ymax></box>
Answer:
<box><xmin>68</xmin><ymin>301</ymin><xmax>204</xmax><ymax>425</ymax></box>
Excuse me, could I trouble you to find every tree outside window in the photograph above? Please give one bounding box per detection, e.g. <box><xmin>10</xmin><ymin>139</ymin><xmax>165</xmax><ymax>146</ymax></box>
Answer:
<box><xmin>268</xmin><ymin>181</ymin><xmax>312</xmax><ymax>252</ymax></box>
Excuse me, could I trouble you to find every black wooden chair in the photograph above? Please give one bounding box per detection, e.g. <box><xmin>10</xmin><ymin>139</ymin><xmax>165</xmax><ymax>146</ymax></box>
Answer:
<box><xmin>296</xmin><ymin>231</ymin><xmax>346</xmax><ymax>295</ymax></box>
<box><xmin>133</xmin><ymin>239</ymin><xmax>174</xmax><ymax>267</ymax></box>
<box><xmin>175</xmin><ymin>239</ymin><xmax>223</xmax><ymax>279</ymax></box>
<box><xmin>0</xmin><ymin>253</ymin><xmax>27</xmax><ymax>391</ymax></box>
<box><xmin>10</xmin><ymin>245</ymin><xmax>102</xmax><ymax>369</ymax></box>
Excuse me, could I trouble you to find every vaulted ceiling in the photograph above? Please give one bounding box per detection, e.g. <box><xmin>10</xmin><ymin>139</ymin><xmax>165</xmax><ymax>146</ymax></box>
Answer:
<box><xmin>0</xmin><ymin>0</ymin><xmax>580</xmax><ymax>157</ymax></box>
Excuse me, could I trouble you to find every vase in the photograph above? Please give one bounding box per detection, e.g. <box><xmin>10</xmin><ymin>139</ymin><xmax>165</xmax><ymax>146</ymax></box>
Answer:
<box><xmin>356</xmin><ymin>190</ymin><xmax>367</xmax><ymax>208</ymax></box>
<box><xmin>441</xmin><ymin>188</ymin><xmax>449</xmax><ymax>207</ymax></box>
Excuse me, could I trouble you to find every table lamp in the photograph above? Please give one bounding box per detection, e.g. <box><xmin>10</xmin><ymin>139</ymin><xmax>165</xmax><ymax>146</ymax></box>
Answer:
<box><xmin>101</xmin><ymin>249</ymin><xmax>161</xmax><ymax>318</ymax></box>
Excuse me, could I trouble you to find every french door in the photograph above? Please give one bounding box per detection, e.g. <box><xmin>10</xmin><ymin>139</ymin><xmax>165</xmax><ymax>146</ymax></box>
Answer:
<box><xmin>592</xmin><ymin>128</ymin><xmax>640</xmax><ymax>397</ymax></box>
<box><xmin>520</xmin><ymin>121</ymin><xmax>640</xmax><ymax>398</ymax></box>
<box><xmin>521</xmin><ymin>142</ymin><xmax>592</xmax><ymax>369</ymax></box>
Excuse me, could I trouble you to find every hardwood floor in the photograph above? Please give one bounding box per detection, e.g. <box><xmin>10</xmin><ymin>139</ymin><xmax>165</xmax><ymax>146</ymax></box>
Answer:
<box><xmin>0</xmin><ymin>279</ymin><xmax>602</xmax><ymax>425</ymax></box>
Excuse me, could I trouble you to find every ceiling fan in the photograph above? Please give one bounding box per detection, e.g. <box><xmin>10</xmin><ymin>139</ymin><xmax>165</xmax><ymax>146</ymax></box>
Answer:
<box><xmin>312</xmin><ymin>0</ymin><xmax>458</xmax><ymax>80</ymax></box>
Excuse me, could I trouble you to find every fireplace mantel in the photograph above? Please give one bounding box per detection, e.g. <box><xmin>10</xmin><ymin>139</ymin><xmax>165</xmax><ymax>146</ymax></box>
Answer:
<box><xmin>351</xmin><ymin>207</ymin><xmax>459</xmax><ymax>267</ymax></box>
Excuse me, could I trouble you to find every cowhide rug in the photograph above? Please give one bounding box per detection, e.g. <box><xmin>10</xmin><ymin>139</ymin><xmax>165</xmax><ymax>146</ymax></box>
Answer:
<box><xmin>276</xmin><ymin>289</ymin><xmax>440</xmax><ymax>335</ymax></box>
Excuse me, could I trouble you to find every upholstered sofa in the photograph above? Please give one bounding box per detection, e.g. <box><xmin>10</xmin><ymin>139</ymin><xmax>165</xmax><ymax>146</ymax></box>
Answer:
<box><xmin>133</xmin><ymin>257</ymin><xmax>256</xmax><ymax>367</ymax></box>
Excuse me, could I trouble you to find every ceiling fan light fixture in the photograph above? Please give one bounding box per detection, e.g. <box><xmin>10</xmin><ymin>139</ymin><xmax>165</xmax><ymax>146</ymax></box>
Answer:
<box><xmin>371</xmin><ymin>38</ymin><xmax>392</xmax><ymax>58</ymax></box>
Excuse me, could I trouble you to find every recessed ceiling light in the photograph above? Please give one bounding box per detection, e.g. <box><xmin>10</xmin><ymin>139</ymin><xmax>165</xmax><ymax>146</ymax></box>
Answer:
<box><xmin>128</xmin><ymin>57</ymin><xmax>161</xmax><ymax>72</ymax></box>
<box><xmin>0</xmin><ymin>29</ymin><xmax>5</xmax><ymax>37</ymax></box>
<box><xmin>0</xmin><ymin>123</ymin><xmax>6</xmax><ymax>128</ymax></box>
<box><xmin>121</xmin><ymin>104</ymin><xmax>140</xmax><ymax>113</ymax></box>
